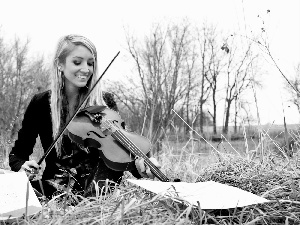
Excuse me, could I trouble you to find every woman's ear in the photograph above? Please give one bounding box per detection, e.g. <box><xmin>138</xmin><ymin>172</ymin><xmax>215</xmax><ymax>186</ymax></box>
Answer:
<box><xmin>57</xmin><ymin>62</ymin><xmax>64</xmax><ymax>71</ymax></box>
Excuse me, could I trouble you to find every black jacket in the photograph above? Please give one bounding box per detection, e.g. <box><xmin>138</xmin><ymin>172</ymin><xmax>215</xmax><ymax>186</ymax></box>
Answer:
<box><xmin>9</xmin><ymin>90</ymin><xmax>141</xmax><ymax>196</ymax></box>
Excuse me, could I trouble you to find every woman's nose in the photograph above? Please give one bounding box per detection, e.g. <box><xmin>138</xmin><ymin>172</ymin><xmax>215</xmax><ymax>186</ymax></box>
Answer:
<box><xmin>81</xmin><ymin>65</ymin><xmax>90</xmax><ymax>73</ymax></box>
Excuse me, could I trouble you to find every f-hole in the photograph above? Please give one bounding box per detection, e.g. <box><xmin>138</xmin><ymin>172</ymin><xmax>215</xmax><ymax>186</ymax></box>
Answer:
<box><xmin>87</xmin><ymin>131</ymin><xmax>106</xmax><ymax>138</ymax></box>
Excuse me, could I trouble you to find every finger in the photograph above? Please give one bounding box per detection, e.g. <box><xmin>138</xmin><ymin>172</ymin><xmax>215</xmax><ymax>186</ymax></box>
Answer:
<box><xmin>145</xmin><ymin>166</ymin><xmax>154</xmax><ymax>179</ymax></box>
<box><xmin>20</xmin><ymin>166</ymin><xmax>33</xmax><ymax>177</ymax></box>
<box><xmin>138</xmin><ymin>157</ymin><xmax>146</xmax><ymax>173</ymax></box>
<box><xmin>149</xmin><ymin>157</ymin><xmax>161</xmax><ymax>169</ymax></box>
<box><xmin>27</xmin><ymin>160</ymin><xmax>40</xmax><ymax>170</ymax></box>
<box><xmin>21</xmin><ymin>161</ymin><xmax>40</xmax><ymax>175</ymax></box>
<box><xmin>21</xmin><ymin>164</ymin><xmax>30</xmax><ymax>172</ymax></box>
<box><xmin>135</xmin><ymin>157</ymin><xmax>147</xmax><ymax>177</ymax></box>
<box><xmin>147</xmin><ymin>157</ymin><xmax>161</xmax><ymax>179</ymax></box>
<box><xmin>21</xmin><ymin>165</ymin><xmax>34</xmax><ymax>174</ymax></box>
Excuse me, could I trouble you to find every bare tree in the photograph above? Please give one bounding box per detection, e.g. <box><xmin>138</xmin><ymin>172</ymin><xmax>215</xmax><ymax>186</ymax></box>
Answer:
<box><xmin>204</xmin><ymin>26</ymin><xmax>227</xmax><ymax>134</ymax></box>
<box><xmin>183</xmin><ymin>46</ymin><xmax>198</xmax><ymax>134</ymax></box>
<box><xmin>0</xmin><ymin>34</ymin><xmax>14</xmax><ymax>130</ymax></box>
<box><xmin>195</xmin><ymin>25</ymin><xmax>214</xmax><ymax>133</ymax></box>
<box><xmin>0</xmin><ymin>34</ymin><xmax>50</xmax><ymax>138</ymax></box>
<box><xmin>9</xmin><ymin>38</ymin><xmax>30</xmax><ymax>137</ymax></box>
<box><xmin>123</xmin><ymin>21</ymin><xmax>193</xmax><ymax>149</ymax></box>
<box><xmin>285</xmin><ymin>63</ymin><xmax>300</xmax><ymax>114</ymax></box>
<box><xmin>221</xmin><ymin>38</ymin><xmax>260</xmax><ymax>134</ymax></box>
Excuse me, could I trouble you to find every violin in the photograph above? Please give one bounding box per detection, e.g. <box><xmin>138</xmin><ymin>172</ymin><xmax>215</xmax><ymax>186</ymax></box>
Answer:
<box><xmin>27</xmin><ymin>52</ymin><xmax>178</xmax><ymax>182</ymax></box>
<box><xmin>66</xmin><ymin>105</ymin><xmax>170</xmax><ymax>182</ymax></box>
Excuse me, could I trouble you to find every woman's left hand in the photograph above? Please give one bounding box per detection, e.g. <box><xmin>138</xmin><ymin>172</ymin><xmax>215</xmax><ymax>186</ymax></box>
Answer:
<box><xmin>135</xmin><ymin>157</ymin><xmax>161</xmax><ymax>179</ymax></box>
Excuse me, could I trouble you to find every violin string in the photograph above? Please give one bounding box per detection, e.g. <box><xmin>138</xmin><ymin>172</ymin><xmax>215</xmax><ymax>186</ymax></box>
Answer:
<box><xmin>102</xmin><ymin>119</ymin><xmax>167</xmax><ymax>180</ymax></box>
<box><xmin>113</xmin><ymin>130</ymin><xmax>166</xmax><ymax>179</ymax></box>
<box><xmin>101</xmin><ymin>120</ymin><xmax>138</xmax><ymax>157</ymax></box>
<box><xmin>111</xmin><ymin>126</ymin><xmax>167</xmax><ymax>180</ymax></box>
<box><xmin>104</xmin><ymin>120</ymin><xmax>144</xmax><ymax>158</ymax></box>
<box><xmin>101</xmin><ymin>120</ymin><xmax>137</xmax><ymax>156</ymax></box>
<box><xmin>103</xmin><ymin>119</ymin><xmax>148</xmax><ymax>158</ymax></box>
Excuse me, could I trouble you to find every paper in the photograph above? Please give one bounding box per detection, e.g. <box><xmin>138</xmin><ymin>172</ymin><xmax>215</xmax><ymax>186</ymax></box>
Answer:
<box><xmin>0</xmin><ymin>171</ymin><xmax>42</xmax><ymax>220</ymax></box>
<box><xmin>127</xmin><ymin>179</ymin><xmax>269</xmax><ymax>209</ymax></box>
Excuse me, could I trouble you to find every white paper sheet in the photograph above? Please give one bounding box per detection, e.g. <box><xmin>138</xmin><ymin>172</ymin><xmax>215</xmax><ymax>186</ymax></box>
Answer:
<box><xmin>127</xmin><ymin>179</ymin><xmax>269</xmax><ymax>209</ymax></box>
<box><xmin>0</xmin><ymin>171</ymin><xmax>42</xmax><ymax>220</ymax></box>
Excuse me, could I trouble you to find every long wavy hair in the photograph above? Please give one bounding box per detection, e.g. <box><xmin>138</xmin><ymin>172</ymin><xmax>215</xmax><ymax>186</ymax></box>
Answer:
<box><xmin>50</xmin><ymin>34</ymin><xmax>106</xmax><ymax>156</ymax></box>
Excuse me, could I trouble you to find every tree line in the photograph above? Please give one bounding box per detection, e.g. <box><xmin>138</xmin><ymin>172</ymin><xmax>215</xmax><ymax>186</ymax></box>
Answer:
<box><xmin>3</xmin><ymin>20</ymin><xmax>297</xmax><ymax>150</ymax></box>
<box><xmin>104</xmin><ymin>20</ymin><xmax>262</xmax><ymax>148</ymax></box>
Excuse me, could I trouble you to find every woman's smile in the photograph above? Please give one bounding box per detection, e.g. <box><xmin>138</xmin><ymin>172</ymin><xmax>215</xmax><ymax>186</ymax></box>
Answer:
<box><xmin>76</xmin><ymin>74</ymin><xmax>89</xmax><ymax>80</ymax></box>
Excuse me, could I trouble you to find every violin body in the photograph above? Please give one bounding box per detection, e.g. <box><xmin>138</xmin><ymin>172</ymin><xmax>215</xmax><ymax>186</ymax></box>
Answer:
<box><xmin>66</xmin><ymin>106</ymin><xmax>152</xmax><ymax>171</ymax></box>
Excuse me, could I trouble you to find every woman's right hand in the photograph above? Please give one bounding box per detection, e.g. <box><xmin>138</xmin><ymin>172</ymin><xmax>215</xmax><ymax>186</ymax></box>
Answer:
<box><xmin>19</xmin><ymin>160</ymin><xmax>41</xmax><ymax>177</ymax></box>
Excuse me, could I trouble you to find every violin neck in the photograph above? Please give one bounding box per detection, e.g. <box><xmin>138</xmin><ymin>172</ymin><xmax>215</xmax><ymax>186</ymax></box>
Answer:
<box><xmin>111</xmin><ymin>131</ymin><xmax>170</xmax><ymax>182</ymax></box>
<box><xmin>142</xmin><ymin>154</ymin><xmax>170</xmax><ymax>182</ymax></box>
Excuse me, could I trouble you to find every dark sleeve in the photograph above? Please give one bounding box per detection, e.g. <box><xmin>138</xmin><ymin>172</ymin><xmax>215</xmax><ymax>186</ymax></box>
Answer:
<box><xmin>9</xmin><ymin>95</ymin><xmax>39</xmax><ymax>171</ymax></box>
<box><xmin>103</xmin><ymin>92</ymin><xmax>118</xmax><ymax>111</ymax></box>
<box><xmin>130</xmin><ymin>167</ymin><xmax>142</xmax><ymax>179</ymax></box>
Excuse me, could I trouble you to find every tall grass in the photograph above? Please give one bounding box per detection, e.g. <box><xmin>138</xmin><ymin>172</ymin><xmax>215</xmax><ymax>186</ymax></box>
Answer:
<box><xmin>0</xmin><ymin>126</ymin><xmax>300</xmax><ymax>224</ymax></box>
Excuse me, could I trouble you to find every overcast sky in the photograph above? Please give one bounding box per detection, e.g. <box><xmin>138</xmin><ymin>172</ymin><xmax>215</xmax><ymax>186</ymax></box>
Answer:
<box><xmin>0</xmin><ymin>0</ymin><xmax>299</xmax><ymax>126</ymax></box>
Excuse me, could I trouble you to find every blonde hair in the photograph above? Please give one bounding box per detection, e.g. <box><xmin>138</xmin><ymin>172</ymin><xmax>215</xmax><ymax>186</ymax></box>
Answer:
<box><xmin>50</xmin><ymin>34</ymin><xmax>106</xmax><ymax>156</ymax></box>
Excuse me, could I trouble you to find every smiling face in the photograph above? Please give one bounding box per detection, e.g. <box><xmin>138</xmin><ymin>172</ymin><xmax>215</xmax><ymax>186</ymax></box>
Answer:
<box><xmin>59</xmin><ymin>45</ymin><xmax>94</xmax><ymax>92</ymax></box>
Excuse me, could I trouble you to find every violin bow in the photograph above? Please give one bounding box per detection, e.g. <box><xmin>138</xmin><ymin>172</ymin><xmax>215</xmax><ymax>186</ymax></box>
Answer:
<box><xmin>36</xmin><ymin>51</ymin><xmax>120</xmax><ymax>166</ymax></box>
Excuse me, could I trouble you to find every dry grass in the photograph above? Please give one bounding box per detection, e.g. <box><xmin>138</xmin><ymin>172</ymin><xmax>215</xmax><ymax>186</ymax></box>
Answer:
<box><xmin>1</xmin><ymin>127</ymin><xmax>300</xmax><ymax>224</ymax></box>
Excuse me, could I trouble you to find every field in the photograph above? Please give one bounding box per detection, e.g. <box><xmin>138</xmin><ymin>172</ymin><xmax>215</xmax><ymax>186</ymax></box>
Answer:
<box><xmin>0</xmin><ymin>125</ymin><xmax>300</xmax><ymax>225</ymax></box>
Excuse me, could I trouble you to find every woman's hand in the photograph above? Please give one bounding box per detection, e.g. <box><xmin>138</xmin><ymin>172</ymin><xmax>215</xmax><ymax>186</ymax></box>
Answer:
<box><xmin>19</xmin><ymin>160</ymin><xmax>41</xmax><ymax>178</ymax></box>
<box><xmin>135</xmin><ymin>157</ymin><xmax>161</xmax><ymax>179</ymax></box>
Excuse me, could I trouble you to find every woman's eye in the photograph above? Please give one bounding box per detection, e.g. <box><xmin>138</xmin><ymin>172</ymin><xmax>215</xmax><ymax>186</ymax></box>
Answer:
<box><xmin>88</xmin><ymin>62</ymin><xmax>94</xmax><ymax>67</ymax></box>
<box><xmin>73</xmin><ymin>61</ymin><xmax>81</xmax><ymax>65</ymax></box>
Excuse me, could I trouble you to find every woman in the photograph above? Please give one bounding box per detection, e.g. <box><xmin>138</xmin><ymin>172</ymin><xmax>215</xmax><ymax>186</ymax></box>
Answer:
<box><xmin>9</xmin><ymin>34</ymin><xmax>159</xmax><ymax>199</ymax></box>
